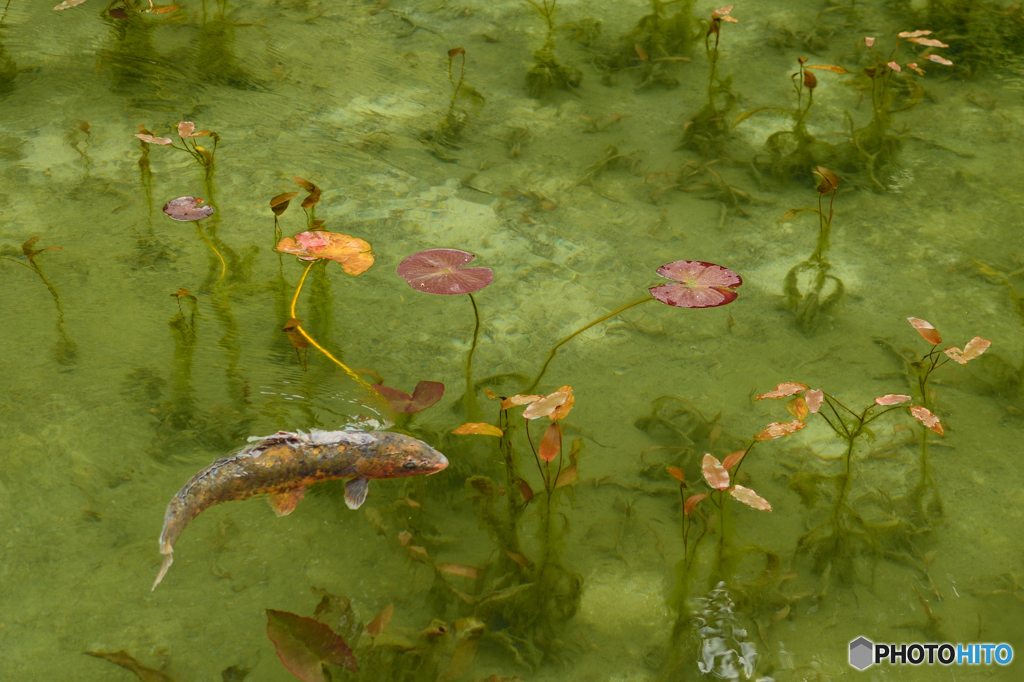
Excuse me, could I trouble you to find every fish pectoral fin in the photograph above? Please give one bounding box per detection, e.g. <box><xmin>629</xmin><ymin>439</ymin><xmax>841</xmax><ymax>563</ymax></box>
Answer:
<box><xmin>345</xmin><ymin>478</ymin><xmax>369</xmax><ymax>510</ymax></box>
<box><xmin>269</xmin><ymin>487</ymin><xmax>306</xmax><ymax>517</ymax></box>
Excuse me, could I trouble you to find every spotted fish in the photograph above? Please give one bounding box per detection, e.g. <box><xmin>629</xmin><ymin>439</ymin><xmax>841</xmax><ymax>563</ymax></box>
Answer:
<box><xmin>152</xmin><ymin>429</ymin><xmax>448</xmax><ymax>590</ymax></box>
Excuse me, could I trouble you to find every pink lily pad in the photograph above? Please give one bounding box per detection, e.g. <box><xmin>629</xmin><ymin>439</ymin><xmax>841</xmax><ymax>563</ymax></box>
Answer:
<box><xmin>162</xmin><ymin>196</ymin><xmax>214</xmax><ymax>221</ymax></box>
<box><xmin>397</xmin><ymin>249</ymin><xmax>494</xmax><ymax>296</ymax></box>
<box><xmin>649</xmin><ymin>260</ymin><xmax>742</xmax><ymax>309</ymax></box>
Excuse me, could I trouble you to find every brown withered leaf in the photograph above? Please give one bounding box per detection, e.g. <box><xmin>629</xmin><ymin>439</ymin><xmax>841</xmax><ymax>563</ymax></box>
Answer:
<box><xmin>805</xmin><ymin>64</ymin><xmax>848</xmax><ymax>73</ymax></box>
<box><xmin>803</xmin><ymin>69</ymin><xmax>817</xmax><ymax>90</ymax></box>
<box><xmin>944</xmin><ymin>337</ymin><xmax>991</xmax><ymax>365</ymax></box>
<box><xmin>365</xmin><ymin>603</ymin><xmax>394</xmax><ymax>640</ymax></box>
<box><xmin>501</xmin><ymin>394</ymin><xmax>543</xmax><ymax>410</ymax></box>
<box><xmin>282</xmin><ymin>318</ymin><xmax>310</xmax><ymax>350</ymax></box>
<box><xmin>754</xmin><ymin>420</ymin><xmax>806</xmax><ymax>441</ymax></box>
<box><xmin>84</xmin><ymin>651</ymin><xmax>174</xmax><ymax>682</ymax></box>
<box><xmin>756</xmin><ymin>382</ymin><xmax>808</xmax><ymax>400</ymax></box>
<box><xmin>910</xmin><ymin>406</ymin><xmax>944</xmax><ymax>435</ymax></box>
<box><xmin>554</xmin><ymin>463</ymin><xmax>578</xmax><ymax>488</ymax></box>
<box><xmin>813</xmin><ymin>166</ymin><xmax>840</xmax><ymax>194</ymax></box>
<box><xmin>516</xmin><ymin>478</ymin><xmax>534</xmax><ymax>502</ymax></box>
<box><xmin>505</xmin><ymin>549</ymin><xmax>531</xmax><ymax>568</ymax></box>
<box><xmin>787</xmin><ymin>396</ymin><xmax>809</xmax><ymax>420</ymax></box>
<box><xmin>271</xmin><ymin>191</ymin><xmax>299</xmax><ymax>216</ymax></box>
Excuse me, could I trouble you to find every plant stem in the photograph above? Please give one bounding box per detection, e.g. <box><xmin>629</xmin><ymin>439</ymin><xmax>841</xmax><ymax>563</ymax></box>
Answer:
<box><xmin>195</xmin><ymin>220</ymin><xmax>226</xmax><ymax>283</ymax></box>
<box><xmin>289</xmin><ymin>261</ymin><xmax>389</xmax><ymax>413</ymax></box>
<box><xmin>465</xmin><ymin>292</ymin><xmax>482</xmax><ymax>420</ymax></box>
<box><xmin>526</xmin><ymin>296</ymin><xmax>652</xmax><ymax>392</ymax></box>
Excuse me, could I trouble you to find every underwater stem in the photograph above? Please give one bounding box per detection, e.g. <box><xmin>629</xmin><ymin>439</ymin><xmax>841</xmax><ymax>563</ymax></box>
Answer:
<box><xmin>195</xmin><ymin>220</ymin><xmax>226</xmax><ymax>283</ymax></box>
<box><xmin>526</xmin><ymin>296</ymin><xmax>652</xmax><ymax>392</ymax></box>
<box><xmin>465</xmin><ymin>292</ymin><xmax>482</xmax><ymax>420</ymax></box>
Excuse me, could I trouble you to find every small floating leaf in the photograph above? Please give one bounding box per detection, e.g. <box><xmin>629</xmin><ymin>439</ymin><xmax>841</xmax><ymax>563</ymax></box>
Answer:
<box><xmin>522</xmin><ymin>388</ymin><xmax>572</xmax><ymax>420</ymax></box>
<box><xmin>397</xmin><ymin>249</ymin><xmax>494</xmax><ymax>296</ymax></box>
<box><xmin>754</xmin><ymin>420</ymin><xmax>806</xmax><ymax>441</ymax></box>
<box><xmin>649</xmin><ymin>260</ymin><xmax>743</xmax><ymax>309</ymax></box>
<box><xmin>756</xmin><ymin>382</ymin><xmax>808</xmax><ymax>400</ymax></box>
<box><xmin>135</xmin><ymin>133</ymin><xmax>173</xmax><ymax>145</ymax></box>
<box><xmin>163</xmin><ymin>196</ymin><xmax>214</xmax><ymax>221</ymax></box>
<box><xmin>730</xmin><ymin>484</ymin><xmax>771</xmax><ymax>511</ymax></box>
<box><xmin>452</xmin><ymin>422</ymin><xmax>503</xmax><ymax>437</ymax></box>
<box><xmin>787</xmin><ymin>396</ymin><xmax>809</xmax><ymax>420</ymax></box>
<box><xmin>910</xmin><ymin>406</ymin><xmax>944</xmax><ymax>435</ymax></box>
<box><xmin>438</xmin><ymin>563</ymin><xmax>481</xmax><ymax>580</ymax></box>
<box><xmin>804</xmin><ymin>389</ymin><xmax>823</xmax><ymax>414</ymax></box>
<box><xmin>875</xmin><ymin>394</ymin><xmax>911</xmax><ymax>406</ymax></box>
<box><xmin>276</xmin><ymin>231</ymin><xmax>374</xmax><ymax>275</ymax></box>
<box><xmin>944</xmin><ymin>337</ymin><xmax>991</xmax><ymax>365</ymax></box>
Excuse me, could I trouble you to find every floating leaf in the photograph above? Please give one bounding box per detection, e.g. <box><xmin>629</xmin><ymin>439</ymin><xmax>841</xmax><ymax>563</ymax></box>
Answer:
<box><xmin>452</xmin><ymin>422</ymin><xmax>503</xmax><ymax>437</ymax></box>
<box><xmin>438</xmin><ymin>563</ymin><xmax>481</xmax><ymax>580</ymax></box>
<box><xmin>907</xmin><ymin>317</ymin><xmax>942</xmax><ymax>345</ymax></box>
<box><xmin>865</xmin><ymin>36</ymin><xmax>876</xmax><ymax>47</ymax></box>
<box><xmin>666</xmin><ymin>466</ymin><xmax>686</xmax><ymax>483</ymax></box>
<box><xmin>754</xmin><ymin>420</ymin><xmax>806</xmax><ymax>441</ymax></box>
<box><xmin>649</xmin><ymin>260</ymin><xmax>743</xmax><ymax>309</ymax></box>
<box><xmin>756</xmin><ymin>382</ymin><xmax>808</xmax><ymax>400</ymax></box>
<box><xmin>910</xmin><ymin>406</ymin><xmax>944</xmax><ymax>435</ymax></box>
<box><xmin>135</xmin><ymin>133</ymin><xmax>173</xmax><ymax>145</ymax></box>
<box><xmin>276</xmin><ymin>231</ymin><xmax>374</xmax><ymax>275</ymax></box>
<box><xmin>177</xmin><ymin>121</ymin><xmax>195</xmax><ymax>138</ymax></box>
<box><xmin>721</xmin><ymin>450</ymin><xmax>746</xmax><ymax>471</ymax></box>
<box><xmin>944</xmin><ymin>337</ymin><xmax>991</xmax><ymax>365</ymax></box>
<box><xmin>373</xmin><ymin>381</ymin><xmax>445</xmax><ymax>414</ymax></box>
<box><xmin>684</xmin><ymin>493</ymin><xmax>708</xmax><ymax>516</ymax></box>
<box><xmin>54</xmin><ymin>0</ymin><xmax>88</xmax><ymax>9</ymax></box>
<box><xmin>701</xmin><ymin>453</ymin><xmax>730</xmax><ymax>490</ymax></box>
<box><xmin>711</xmin><ymin>5</ymin><xmax>737</xmax><ymax>22</ymax></box>
<box><xmin>804</xmin><ymin>389</ymin><xmax>823</xmax><ymax>414</ymax></box>
<box><xmin>397</xmin><ymin>249</ymin><xmax>494</xmax><ymax>296</ymax></box>
<box><xmin>501</xmin><ymin>394</ymin><xmax>543</xmax><ymax>410</ymax></box>
<box><xmin>550</xmin><ymin>385</ymin><xmax>575</xmax><ymax>420</ymax></box>
<box><xmin>271</xmin><ymin>192</ymin><xmax>300</xmax><ymax>216</ymax></box>
<box><xmin>84</xmin><ymin>651</ymin><xmax>173</xmax><ymax>682</ymax></box>
<box><xmin>522</xmin><ymin>389</ymin><xmax>571</xmax><ymax>420</ymax></box>
<box><xmin>730</xmin><ymin>485</ymin><xmax>771</xmax><ymax>511</ymax></box>
<box><xmin>925</xmin><ymin>54</ymin><xmax>953</xmax><ymax>65</ymax></box>
<box><xmin>909</xmin><ymin>37</ymin><xmax>948</xmax><ymax>47</ymax></box>
<box><xmin>875</xmin><ymin>394</ymin><xmax>911</xmax><ymax>406</ymax></box>
<box><xmin>898</xmin><ymin>30</ymin><xmax>933</xmax><ymax>38</ymax></box>
<box><xmin>266</xmin><ymin>609</ymin><xmax>357</xmax><ymax>680</ymax></box>
<box><xmin>163</xmin><ymin>196</ymin><xmax>214</xmax><ymax>221</ymax></box>
<box><xmin>887</xmin><ymin>61</ymin><xmax>902</xmax><ymax>72</ymax></box>
<box><xmin>538</xmin><ymin>423</ymin><xmax>561</xmax><ymax>462</ymax></box>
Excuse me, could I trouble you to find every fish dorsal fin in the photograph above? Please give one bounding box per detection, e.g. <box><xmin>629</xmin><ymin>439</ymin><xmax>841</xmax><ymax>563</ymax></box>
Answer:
<box><xmin>345</xmin><ymin>478</ymin><xmax>369</xmax><ymax>510</ymax></box>
<box><xmin>269</xmin><ymin>487</ymin><xmax>306</xmax><ymax>517</ymax></box>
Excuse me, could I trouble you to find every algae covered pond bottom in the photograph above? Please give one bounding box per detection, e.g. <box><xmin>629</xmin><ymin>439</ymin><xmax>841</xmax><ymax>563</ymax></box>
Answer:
<box><xmin>2</xmin><ymin>0</ymin><xmax>1024</xmax><ymax>679</ymax></box>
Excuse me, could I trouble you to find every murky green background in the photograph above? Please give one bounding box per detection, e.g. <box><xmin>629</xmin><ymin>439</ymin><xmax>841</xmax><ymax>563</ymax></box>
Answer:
<box><xmin>1</xmin><ymin>0</ymin><xmax>1023</xmax><ymax>679</ymax></box>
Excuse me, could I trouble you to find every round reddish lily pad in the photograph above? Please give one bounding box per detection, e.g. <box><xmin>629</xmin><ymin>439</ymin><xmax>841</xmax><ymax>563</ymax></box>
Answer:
<box><xmin>163</xmin><ymin>196</ymin><xmax>215</xmax><ymax>222</ymax></box>
<box><xmin>397</xmin><ymin>248</ymin><xmax>493</xmax><ymax>295</ymax></box>
<box><xmin>649</xmin><ymin>260</ymin><xmax>742</xmax><ymax>308</ymax></box>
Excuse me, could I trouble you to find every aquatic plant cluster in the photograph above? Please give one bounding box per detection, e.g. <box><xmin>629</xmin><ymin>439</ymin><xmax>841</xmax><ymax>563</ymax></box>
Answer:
<box><xmin>0</xmin><ymin>0</ymin><xmax>1020</xmax><ymax>680</ymax></box>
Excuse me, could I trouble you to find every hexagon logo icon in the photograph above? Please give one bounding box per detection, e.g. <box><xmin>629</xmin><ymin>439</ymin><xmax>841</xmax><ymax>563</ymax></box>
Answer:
<box><xmin>849</xmin><ymin>637</ymin><xmax>874</xmax><ymax>670</ymax></box>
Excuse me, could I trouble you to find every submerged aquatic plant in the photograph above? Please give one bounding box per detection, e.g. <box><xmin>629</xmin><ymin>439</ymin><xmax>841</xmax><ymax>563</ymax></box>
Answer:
<box><xmin>602</xmin><ymin>0</ymin><xmax>696</xmax><ymax>89</ymax></box>
<box><xmin>849</xmin><ymin>31</ymin><xmax>953</xmax><ymax>191</ymax></box>
<box><xmin>525</xmin><ymin>0</ymin><xmax>583</xmax><ymax>97</ymax></box>
<box><xmin>734</xmin><ymin>58</ymin><xmax>847</xmax><ymax>182</ymax></box>
<box><xmin>527</xmin><ymin>259</ymin><xmax>742</xmax><ymax>392</ymax></box>
<box><xmin>398</xmin><ymin>248</ymin><xmax>494</xmax><ymax>420</ymax></box>
<box><xmin>1</xmin><ymin>236</ymin><xmax>76</xmax><ymax>362</ymax></box>
<box><xmin>421</xmin><ymin>47</ymin><xmax>484</xmax><ymax>158</ymax></box>
<box><xmin>781</xmin><ymin>166</ymin><xmax>843</xmax><ymax>334</ymax></box>
<box><xmin>135</xmin><ymin>121</ymin><xmax>219</xmax><ymax>182</ymax></box>
<box><xmin>679</xmin><ymin>5</ymin><xmax>738</xmax><ymax>156</ymax></box>
<box><xmin>163</xmin><ymin>196</ymin><xmax>224</xmax><ymax>283</ymax></box>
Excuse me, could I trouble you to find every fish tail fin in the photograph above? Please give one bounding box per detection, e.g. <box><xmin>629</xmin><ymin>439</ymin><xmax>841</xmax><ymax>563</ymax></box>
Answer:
<box><xmin>152</xmin><ymin>549</ymin><xmax>173</xmax><ymax>591</ymax></box>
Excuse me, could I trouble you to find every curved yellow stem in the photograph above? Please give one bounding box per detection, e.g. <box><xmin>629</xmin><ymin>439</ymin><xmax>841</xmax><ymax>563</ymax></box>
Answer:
<box><xmin>195</xmin><ymin>221</ymin><xmax>226</xmax><ymax>283</ymax></box>
<box><xmin>289</xmin><ymin>261</ymin><xmax>379</xmax><ymax>396</ymax></box>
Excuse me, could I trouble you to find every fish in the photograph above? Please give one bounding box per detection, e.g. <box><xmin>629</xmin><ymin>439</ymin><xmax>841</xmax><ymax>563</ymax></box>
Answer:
<box><xmin>152</xmin><ymin>429</ymin><xmax>448</xmax><ymax>590</ymax></box>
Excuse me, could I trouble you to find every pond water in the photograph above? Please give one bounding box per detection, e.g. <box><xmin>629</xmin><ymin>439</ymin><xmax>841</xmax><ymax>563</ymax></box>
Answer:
<box><xmin>1</xmin><ymin>0</ymin><xmax>1023</xmax><ymax>680</ymax></box>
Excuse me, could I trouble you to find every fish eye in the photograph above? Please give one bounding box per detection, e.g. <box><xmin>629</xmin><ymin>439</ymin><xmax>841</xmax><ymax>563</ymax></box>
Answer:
<box><xmin>402</xmin><ymin>461</ymin><xmax>417</xmax><ymax>470</ymax></box>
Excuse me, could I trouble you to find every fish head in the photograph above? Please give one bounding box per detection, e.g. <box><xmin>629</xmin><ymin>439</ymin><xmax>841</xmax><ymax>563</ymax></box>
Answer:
<box><xmin>356</xmin><ymin>432</ymin><xmax>449</xmax><ymax>479</ymax></box>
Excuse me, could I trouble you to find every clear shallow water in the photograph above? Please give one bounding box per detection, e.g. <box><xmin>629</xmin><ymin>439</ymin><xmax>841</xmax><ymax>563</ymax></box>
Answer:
<box><xmin>1</xmin><ymin>0</ymin><xmax>1023</xmax><ymax>679</ymax></box>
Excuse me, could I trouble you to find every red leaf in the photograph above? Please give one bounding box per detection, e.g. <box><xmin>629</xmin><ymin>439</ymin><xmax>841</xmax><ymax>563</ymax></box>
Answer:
<box><xmin>516</xmin><ymin>478</ymin><xmax>534</xmax><ymax>502</ymax></box>
<box><xmin>397</xmin><ymin>249</ymin><xmax>493</xmax><ymax>295</ymax></box>
<box><xmin>684</xmin><ymin>493</ymin><xmax>708</xmax><ymax>516</ymax></box>
<box><xmin>538</xmin><ymin>423</ymin><xmax>561</xmax><ymax>462</ymax></box>
<box><xmin>721</xmin><ymin>450</ymin><xmax>746</xmax><ymax>471</ymax></box>
<box><xmin>266</xmin><ymin>609</ymin><xmax>357</xmax><ymax>680</ymax></box>
<box><xmin>649</xmin><ymin>260</ymin><xmax>742</xmax><ymax>309</ymax></box>
<box><xmin>701</xmin><ymin>453</ymin><xmax>730</xmax><ymax>490</ymax></box>
<box><xmin>666</xmin><ymin>466</ymin><xmax>686</xmax><ymax>483</ymax></box>
<box><xmin>408</xmin><ymin>381</ymin><xmax>445</xmax><ymax>413</ymax></box>
<box><xmin>908</xmin><ymin>317</ymin><xmax>942</xmax><ymax>345</ymax></box>
<box><xmin>372</xmin><ymin>384</ymin><xmax>412</xmax><ymax>413</ymax></box>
